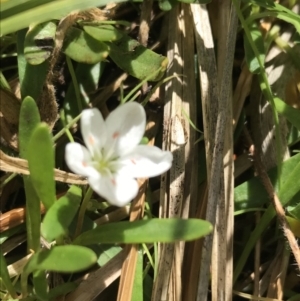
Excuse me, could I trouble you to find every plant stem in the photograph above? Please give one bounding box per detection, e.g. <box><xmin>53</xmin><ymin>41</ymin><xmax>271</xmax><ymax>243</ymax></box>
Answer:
<box><xmin>74</xmin><ymin>186</ymin><xmax>93</xmax><ymax>237</ymax></box>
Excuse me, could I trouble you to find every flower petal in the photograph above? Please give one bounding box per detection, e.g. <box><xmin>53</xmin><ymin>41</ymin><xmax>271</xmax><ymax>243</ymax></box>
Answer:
<box><xmin>119</xmin><ymin>145</ymin><xmax>173</xmax><ymax>178</ymax></box>
<box><xmin>65</xmin><ymin>143</ymin><xmax>99</xmax><ymax>178</ymax></box>
<box><xmin>88</xmin><ymin>173</ymin><xmax>139</xmax><ymax>207</ymax></box>
<box><xmin>81</xmin><ymin>108</ymin><xmax>106</xmax><ymax>158</ymax></box>
<box><xmin>105</xmin><ymin>102</ymin><xmax>146</xmax><ymax>156</ymax></box>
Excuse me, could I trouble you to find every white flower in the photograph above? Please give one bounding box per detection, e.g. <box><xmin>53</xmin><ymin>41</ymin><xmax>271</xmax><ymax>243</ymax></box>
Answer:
<box><xmin>65</xmin><ymin>102</ymin><xmax>173</xmax><ymax>207</ymax></box>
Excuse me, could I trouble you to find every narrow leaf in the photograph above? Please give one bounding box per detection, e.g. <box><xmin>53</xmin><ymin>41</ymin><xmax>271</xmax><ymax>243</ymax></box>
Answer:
<box><xmin>132</xmin><ymin>249</ymin><xmax>143</xmax><ymax>301</ymax></box>
<box><xmin>24</xmin><ymin>21</ymin><xmax>56</xmax><ymax>65</ymax></box>
<box><xmin>21</xmin><ymin>245</ymin><xmax>97</xmax><ymax>296</ymax></box>
<box><xmin>83</xmin><ymin>24</ymin><xmax>124</xmax><ymax>42</ymax></box>
<box><xmin>0</xmin><ymin>252</ymin><xmax>18</xmax><ymax>298</ymax></box>
<box><xmin>244</xmin><ymin>22</ymin><xmax>265</xmax><ymax>73</ymax></box>
<box><xmin>19</xmin><ymin>96</ymin><xmax>41</xmax><ymax>252</ymax></box>
<box><xmin>19</xmin><ymin>96</ymin><xmax>41</xmax><ymax>159</ymax></box>
<box><xmin>27</xmin><ymin>123</ymin><xmax>56</xmax><ymax>210</ymax></box>
<box><xmin>73</xmin><ymin>218</ymin><xmax>212</xmax><ymax>245</ymax></box>
<box><xmin>17</xmin><ymin>30</ymin><xmax>49</xmax><ymax>100</ymax></box>
<box><xmin>24</xmin><ymin>245</ymin><xmax>97</xmax><ymax>274</ymax></box>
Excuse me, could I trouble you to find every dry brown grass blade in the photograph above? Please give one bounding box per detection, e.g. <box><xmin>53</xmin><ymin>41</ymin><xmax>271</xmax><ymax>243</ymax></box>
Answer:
<box><xmin>0</xmin><ymin>192</ymin><xmax>67</xmax><ymax>233</ymax></box>
<box><xmin>213</xmin><ymin>1</ymin><xmax>235</xmax><ymax>300</ymax></box>
<box><xmin>192</xmin><ymin>3</ymin><xmax>237</xmax><ymax>301</ymax></box>
<box><xmin>191</xmin><ymin>4</ymin><xmax>218</xmax><ymax>301</ymax></box>
<box><xmin>7</xmin><ymin>254</ymin><xmax>33</xmax><ymax>278</ymax></box>
<box><xmin>117</xmin><ymin>179</ymin><xmax>147</xmax><ymax>301</ymax></box>
<box><xmin>0</xmin><ymin>150</ymin><xmax>87</xmax><ymax>185</ymax></box>
<box><xmin>152</xmin><ymin>5</ymin><xmax>185</xmax><ymax>301</ymax></box>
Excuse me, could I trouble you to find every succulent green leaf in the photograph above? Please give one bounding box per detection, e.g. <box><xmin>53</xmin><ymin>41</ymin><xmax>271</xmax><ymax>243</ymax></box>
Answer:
<box><xmin>19</xmin><ymin>96</ymin><xmax>41</xmax><ymax>159</ymax></box>
<box><xmin>83</xmin><ymin>24</ymin><xmax>124</xmax><ymax>42</ymax></box>
<box><xmin>24</xmin><ymin>245</ymin><xmax>97</xmax><ymax>274</ymax></box>
<box><xmin>27</xmin><ymin>123</ymin><xmax>56</xmax><ymax>210</ymax></box>
<box><xmin>41</xmin><ymin>186</ymin><xmax>82</xmax><ymax>242</ymax></box>
<box><xmin>24</xmin><ymin>21</ymin><xmax>56</xmax><ymax>65</ymax></box>
<box><xmin>18</xmin><ymin>30</ymin><xmax>49</xmax><ymax>100</ymax></box>
<box><xmin>73</xmin><ymin>218</ymin><xmax>212</xmax><ymax>245</ymax></box>
<box><xmin>158</xmin><ymin>0</ymin><xmax>177</xmax><ymax>11</ymax></box>
<box><xmin>32</xmin><ymin>270</ymin><xmax>48</xmax><ymax>301</ymax></box>
<box><xmin>63</xmin><ymin>27</ymin><xmax>110</xmax><ymax>64</ymax></box>
<box><xmin>107</xmin><ymin>35</ymin><xmax>168</xmax><ymax>81</ymax></box>
<box><xmin>19</xmin><ymin>96</ymin><xmax>42</xmax><ymax>252</ymax></box>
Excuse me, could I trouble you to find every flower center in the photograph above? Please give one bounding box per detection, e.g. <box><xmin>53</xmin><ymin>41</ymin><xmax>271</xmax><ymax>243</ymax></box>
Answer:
<box><xmin>92</xmin><ymin>149</ymin><xmax>119</xmax><ymax>177</ymax></box>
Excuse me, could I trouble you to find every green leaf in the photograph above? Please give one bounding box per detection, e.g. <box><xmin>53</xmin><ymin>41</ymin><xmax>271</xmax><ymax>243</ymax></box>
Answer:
<box><xmin>94</xmin><ymin>245</ymin><xmax>122</xmax><ymax>266</ymax></box>
<box><xmin>24</xmin><ymin>21</ymin><xmax>56</xmax><ymax>65</ymax></box>
<box><xmin>244</xmin><ymin>22</ymin><xmax>265</xmax><ymax>73</ymax></box>
<box><xmin>32</xmin><ymin>270</ymin><xmax>48</xmax><ymax>301</ymax></box>
<box><xmin>41</xmin><ymin>186</ymin><xmax>82</xmax><ymax>242</ymax></box>
<box><xmin>158</xmin><ymin>0</ymin><xmax>177</xmax><ymax>11</ymax></box>
<box><xmin>107</xmin><ymin>35</ymin><xmax>168</xmax><ymax>81</ymax></box>
<box><xmin>83</xmin><ymin>24</ymin><xmax>124</xmax><ymax>42</ymax></box>
<box><xmin>21</xmin><ymin>245</ymin><xmax>97</xmax><ymax>296</ymax></box>
<box><xmin>17</xmin><ymin>30</ymin><xmax>49</xmax><ymax>101</ymax></box>
<box><xmin>25</xmin><ymin>245</ymin><xmax>97</xmax><ymax>273</ymax></box>
<box><xmin>19</xmin><ymin>96</ymin><xmax>41</xmax><ymax>159</ymax></box>
<box><xmin>27</xmin><ymin>123</ymin><xmax>56</xmax><ymax>210</ymax></box>
<box><xmin>0</xmin><ymin>252</ymin><xmax>18</xmax><ymax>298</ymax></box>
<box><xmin>73</xmin><ymin>218</ymin><xmax>212</xmax><ymax>245</ymax></box>
<box><xmin>234</xmin><ymin>152</ymin><xmax>300</xmax><ymax>211</ymax></box>
<box><xmin>19</xmin><ymin>96</ymin><xmax>41</xmax><ymax>252</ymax></box>
<box><xmin>274</xmin><ymin>97</ymin><xmax>300</xmax><ymax>131</ymax></box>
<box><xmin>63</xmin><ymin>27</ymin><xmax>110</xmax><ymax>64</ymax></box>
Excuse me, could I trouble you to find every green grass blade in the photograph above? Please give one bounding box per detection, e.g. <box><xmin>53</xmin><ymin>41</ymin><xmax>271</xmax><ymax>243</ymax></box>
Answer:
<box><xmin>132</xmin><ymin>249</ymin><xmax>143</xmax><ymax>301</ymax></box>
<box><xmin>0</xmin><ymin>252</ymin><xmax>18</xmax><ymax>298</ymax></box>
<box><xmin>17</xmin><ymin>30</ymin><xmax>49</xmax><ymax>101</ymax></box>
